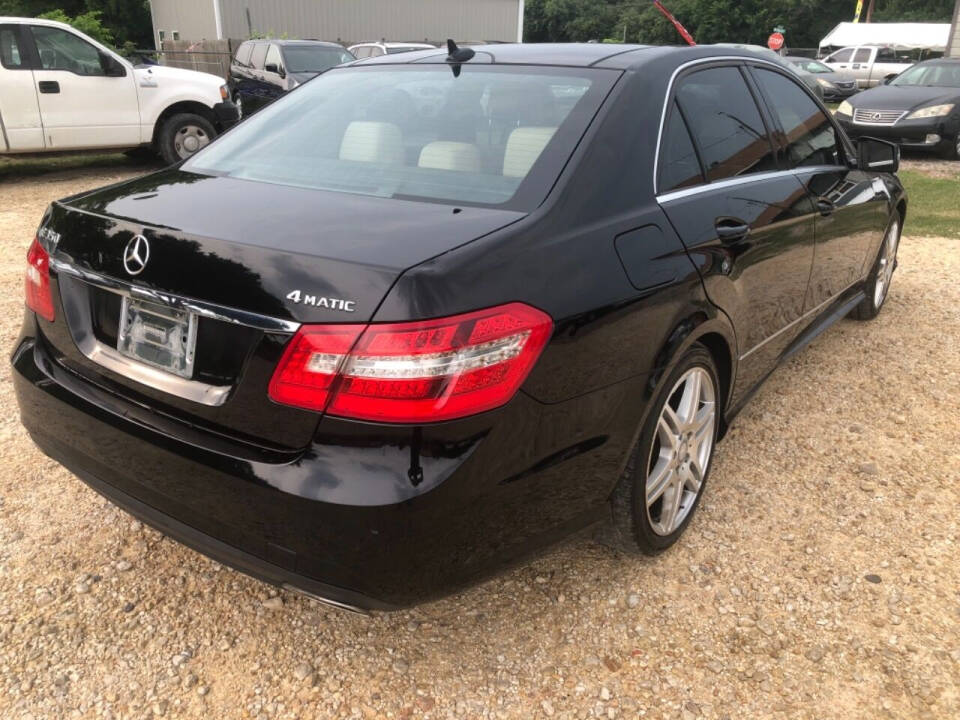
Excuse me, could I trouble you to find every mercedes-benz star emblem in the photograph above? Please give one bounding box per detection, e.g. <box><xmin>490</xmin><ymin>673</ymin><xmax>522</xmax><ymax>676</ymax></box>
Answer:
<box><xmin>123</xmin><ymin>234</ymin><xmax>150</xmax><ymax>276</ymax></box>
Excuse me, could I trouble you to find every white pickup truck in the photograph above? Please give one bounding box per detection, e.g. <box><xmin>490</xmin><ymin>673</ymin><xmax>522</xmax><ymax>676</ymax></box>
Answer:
<box><xmin>822</xmin><ymin>45</ymin><xmax>914</xmax><ymax>88</ymax></box>
<box><xmin>0</xmin><ymin>17</ymin><xmax>239</xmax><ymax>163</ymax></box>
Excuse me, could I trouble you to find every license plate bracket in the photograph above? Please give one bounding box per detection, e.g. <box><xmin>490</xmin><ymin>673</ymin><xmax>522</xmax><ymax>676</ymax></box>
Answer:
<box><xmin>117</xmin><ymin>296</ymin><xmax>198</xmax><ymax>378</ymax></box>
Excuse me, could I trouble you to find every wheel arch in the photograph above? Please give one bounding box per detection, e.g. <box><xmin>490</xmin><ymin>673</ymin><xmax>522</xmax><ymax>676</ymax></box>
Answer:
<box><xmin>644</xmin><ymin>308</ymin><xmax>737</xmax><ymax>441</ymax></box>
<box><xmin>151</xmin><ymin>101</ymin><xmax>217</xmax><ymax>146</ymax></box>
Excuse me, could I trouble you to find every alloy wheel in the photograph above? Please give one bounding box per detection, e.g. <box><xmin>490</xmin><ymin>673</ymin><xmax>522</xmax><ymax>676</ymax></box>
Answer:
<box><xmin>174</xmin><ymin>124</ymin><xmax>210</xmax><ymax>159</ymax></box>
<box><xmin>645</xmin><ymin>367</ymin><xmax>716</xmax><ymax>536</ymax></box>
<box><xmin>873</xmin><ymin>220</ymin><xmax>899</xmax><ymax>309</ymax></box>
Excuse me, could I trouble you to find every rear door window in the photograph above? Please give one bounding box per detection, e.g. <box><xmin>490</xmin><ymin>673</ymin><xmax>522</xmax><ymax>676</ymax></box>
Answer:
<box><xmin>250</xmin><ymin>42</ymin><xmax>268</xmax><ymax>70</ymax></box>
<box><xmin>352</xmin><ymin>46</ymin><xmax>369</xmax><ymax>58</ymax></box>
<box><xmin>674</xmin><ymin>66</ymin><xmax>776</xmax><ymax>182</ymax></box>
<box><xmin>853</xmin><ymin>48</ymin><xmax>872</xmax><ymax>63</ymax></box>
<box><xmin>658</xmin><ymin>100</ymin><xmax>704</xmax><ymax>193</ymax></box>
<box><xmin>0</xmin><ymin>25</ymin><xmax>27</xmax><ymax>68</ymax></box>
<box><xmin>753</xmin><ymin>68</ymin><xmax>841</xmax><ymax>168</ymax></box>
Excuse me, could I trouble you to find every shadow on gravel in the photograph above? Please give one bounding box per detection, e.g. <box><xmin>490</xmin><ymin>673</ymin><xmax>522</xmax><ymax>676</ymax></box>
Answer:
<box><xmin>0</xmin><ymin>152</ymin><xmax>164</xmax><ymax>183</ymax></box>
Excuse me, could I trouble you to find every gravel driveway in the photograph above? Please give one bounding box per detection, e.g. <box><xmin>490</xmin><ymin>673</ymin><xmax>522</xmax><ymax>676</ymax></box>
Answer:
<box><xmin>1</xmin><ymin>162</ymin><xmax>958</xmax><ymax>720</ymax></box>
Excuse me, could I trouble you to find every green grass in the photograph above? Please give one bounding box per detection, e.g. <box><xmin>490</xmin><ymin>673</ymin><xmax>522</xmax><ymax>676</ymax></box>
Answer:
<box><xmin>898</xmin><ymin>170</ymin><xmax>960</xmax><ymax>239</ymax></box>
<box><xmin>0</xmin><ymin>152</ymin><xmax>159</xmax><ymax>182</ymax></box>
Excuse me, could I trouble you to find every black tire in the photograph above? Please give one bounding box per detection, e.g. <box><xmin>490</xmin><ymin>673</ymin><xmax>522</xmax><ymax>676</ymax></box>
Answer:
<box><xmin>938</xmin><ymin>133</ymin><xmax>960</xmax><ymax>161</ymax></box>
<box><xmin>156</xmin><ymin>112</ymin><xmax>217</xmax><ymax>165</ymax></box>
<box><xmin>601</xmin><ymin>343</ymin><xmax>721</xmax><ymax>555</ymax></box>
<box><xmin>852</xmin><ymin>213</ymin><xmax>901</xmax><ymax>321</ymax></box>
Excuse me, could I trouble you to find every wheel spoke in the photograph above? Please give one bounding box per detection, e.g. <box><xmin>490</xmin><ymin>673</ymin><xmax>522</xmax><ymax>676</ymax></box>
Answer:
<box><xmin>659</xmin><ymin>406</ymin><xmax>682</xmax><ymax>448</ymax></box>
<box><xmin>685</xmin><ymin>458</ymin><xmax>703</xmax><ymax>493</ymax></box>
<box><xmin>677</xmin><ymin>371</ymin><xmax>701</xmax><ymax>424</ymax></box>
<box><xmin>646</xmin><ymin>459</ymin><xmax>675</xmax><ymax>505</ymax></box>
<box><xmin>660</xmin><ymin>477</ymin><xmax>683</xmax><ymax>533</ymax></box>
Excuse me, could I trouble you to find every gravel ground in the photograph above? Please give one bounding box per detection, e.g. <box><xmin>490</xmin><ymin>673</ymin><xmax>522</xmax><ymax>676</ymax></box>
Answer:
<box><xmin>1</xmin><ymin>162</ymin><xmax>958</xmax><ymax>720</ymax></box>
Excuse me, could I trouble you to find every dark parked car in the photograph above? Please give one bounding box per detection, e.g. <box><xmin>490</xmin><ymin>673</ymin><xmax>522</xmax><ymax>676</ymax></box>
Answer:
<box><xmin>229</xmin><ymin>39</ymin><xmax>354</xmax><ymax>116</ymax></box>
<box><xmin>835</xmin><ymin>58</ymin><xmax>960</xmax><ymax>159</ymax></box>
<box><xmin>784</xmin><ymin>56</ymin><xmax>858</xmax><ymax>100</ymax></box>
<box><xmin>14</xmin><ymin>43</ymin><xmax>905</xmax><ymax>611</ymax></box>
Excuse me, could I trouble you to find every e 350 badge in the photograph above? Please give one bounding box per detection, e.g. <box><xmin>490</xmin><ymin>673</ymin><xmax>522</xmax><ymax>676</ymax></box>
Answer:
<box><xmin>285</xmin><ymin>290</ymin><xmax>356</xmax><ymax>313</ymax></box>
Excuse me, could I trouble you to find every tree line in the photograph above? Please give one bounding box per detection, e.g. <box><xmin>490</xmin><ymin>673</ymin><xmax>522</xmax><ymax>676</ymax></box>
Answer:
<box><xmin>0</xmin><ymin>0</ymin><xmax>954</xmax><ymax>53</ymax></box>
<box><xmin>524</xmin><ymin>0</ymin><xmax>957</xmax><ymax>49</ymax></box>
<box><xmin>0</xmin><ymin>0</ymin><xmax>152</xmax><ymax>49</ymax></box>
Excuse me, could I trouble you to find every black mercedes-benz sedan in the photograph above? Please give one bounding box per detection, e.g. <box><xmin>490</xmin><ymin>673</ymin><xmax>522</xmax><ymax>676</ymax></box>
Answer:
<box><xmin>835</xmin><ymin>58</ymin><xmax>960</xmax><ymax>159</ymax></box>
<box><xmin>13</xmin><ymin>43</ymin><xmax>905</xmax><ymax>611</ymax></box>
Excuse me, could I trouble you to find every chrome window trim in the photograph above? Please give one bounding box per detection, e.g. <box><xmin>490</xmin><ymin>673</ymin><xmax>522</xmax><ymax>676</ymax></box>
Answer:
<box><xmin>652</xmin><ymin>55</ymin><xmax>792</xmax><ymax>196</ymax></box>
<box><xmin>652</xmin><ymin>55</ymin><xmax>837</xmax><ymax>196</ymax></box>
<box><xmin>656</xmin><ymin>165</ymin><xmax>840</xmax><ymax>203</ymax></box>
<box><xmin>738</xmin><ymin>282</ymin><xmax>857</xmax><ymax>362</ymax></box>
<box><xmin>51</xmin><ymin>258</ymin><xmax>301</xmax><ymax>333</ymax></box>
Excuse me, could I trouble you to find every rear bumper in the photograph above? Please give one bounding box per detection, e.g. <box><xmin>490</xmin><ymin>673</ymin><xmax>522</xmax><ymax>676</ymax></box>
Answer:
<box><xmin>12</xmin><ymin>322</ymin><xmax>628</xmax><ymax>608</ymax></box>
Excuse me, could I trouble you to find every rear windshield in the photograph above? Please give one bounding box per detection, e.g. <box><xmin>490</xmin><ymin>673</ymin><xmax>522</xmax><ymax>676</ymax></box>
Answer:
<box><xmin>184</xmin><ymin>65</ymin><xmax>616</xmax><ymax>210</ymax></box>
<box><xmin>282</xmin><ymin>45</ymin><xmax>354</xmax><ymax>72</ymax></box>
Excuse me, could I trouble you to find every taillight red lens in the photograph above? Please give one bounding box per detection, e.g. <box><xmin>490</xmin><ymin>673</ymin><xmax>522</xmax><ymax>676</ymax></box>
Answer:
<box><xmin>268</xmin><ymin>303</ymin><xmax>553</xmax><ymax>423</ymax></box>
<box><xmin>25</xmin><ymin>236</ymin><xmax>55</xmax><ymax>322</ymax></box>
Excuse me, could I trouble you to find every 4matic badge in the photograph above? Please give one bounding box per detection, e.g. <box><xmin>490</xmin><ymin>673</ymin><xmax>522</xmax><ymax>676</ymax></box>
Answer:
<box><xmin>285</xmin><ymin>290</ymin><xmax>356</xmax><ymax>312</ymax></box>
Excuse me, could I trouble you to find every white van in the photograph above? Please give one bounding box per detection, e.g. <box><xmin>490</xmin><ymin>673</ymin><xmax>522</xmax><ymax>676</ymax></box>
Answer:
<box><xmin>0</xmin><ymin>17</ymin><xmax>238</xmax><ymax>163</ymax></box>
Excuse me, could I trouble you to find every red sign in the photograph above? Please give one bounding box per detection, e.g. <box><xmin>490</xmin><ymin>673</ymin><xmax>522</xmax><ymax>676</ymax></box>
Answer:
<box><xmin>767</xmin><ymin>32</ymin><xmax>785</xmax><ymax>51</ymax></box>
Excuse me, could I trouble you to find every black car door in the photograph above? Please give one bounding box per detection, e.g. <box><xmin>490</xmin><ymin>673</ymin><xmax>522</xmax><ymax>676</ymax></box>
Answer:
<box><xmin>749</xmin><ymin>66</ymin><xmax>891</xmax><ymax>311</ymax></box>
<box><xmin>656</xmin><ymin>63</ymin><xmax>818</xmax><ymax>406</ymax></box>
<box><xmin>244</xmin><ymin>42</ymin><xmax>269</xmax><ymax>114</ymax></box>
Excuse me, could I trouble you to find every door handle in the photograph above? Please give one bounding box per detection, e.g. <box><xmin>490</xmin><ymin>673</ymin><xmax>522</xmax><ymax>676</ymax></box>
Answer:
<box><xmin>715</xmin><ymin>218</ymin><xmax>750</xmax><ymax>242</ymax></box>
<box><xmin>38</xmin><ymin>81</ymin><xmax>60</xmax><ymax>94</ymax></box>
<box><xmin>816</xmin><ymin>198</ymin><xmax>835</xmax><ymax>216</ymax></box>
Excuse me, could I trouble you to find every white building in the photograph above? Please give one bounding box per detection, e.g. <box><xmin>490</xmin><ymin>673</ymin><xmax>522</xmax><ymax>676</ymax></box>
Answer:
<box><xmin>148</xmin><ymin>0</ymin><xmax>525</xmax><ymax>47</ymax></box>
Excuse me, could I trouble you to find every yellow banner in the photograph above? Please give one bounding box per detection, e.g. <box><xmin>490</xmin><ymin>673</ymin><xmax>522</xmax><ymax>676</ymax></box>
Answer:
<box><xmin>853</xmin><ymin>0</ymin><xmax>864</xmax><ymax>22</ymax></box>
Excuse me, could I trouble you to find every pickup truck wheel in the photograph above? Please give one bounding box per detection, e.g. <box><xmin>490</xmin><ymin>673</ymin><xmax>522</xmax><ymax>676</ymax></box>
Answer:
<box><xmin>158</xmin><ymin>113</ymin><xmax>216</xmax><ymax>164</ymax></box>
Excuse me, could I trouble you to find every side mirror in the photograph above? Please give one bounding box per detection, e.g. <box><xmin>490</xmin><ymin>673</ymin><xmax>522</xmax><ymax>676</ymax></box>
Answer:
<box><xmin>857</xmin><ymin>137</ymin><xmax>899</xmax><ymax>173</ymax></box>
<box><xmin>883</xmin><ymin>74</ymin><xmax>898</xmax><ymax>85</ymax></box>
<box><xmin>101</xmin><ymin>53</ymin><xmax>126</xmax><ymax>77</ymax></box>
<box><xmin>265</xmin><ymin>63</ymin><xmax>284</xmax><ymax>78</ymax></box>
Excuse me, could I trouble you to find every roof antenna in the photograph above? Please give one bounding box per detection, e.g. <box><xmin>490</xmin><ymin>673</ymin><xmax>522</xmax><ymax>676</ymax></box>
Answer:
<box><xmin>446</xmin><ymin>38</ymin><xmax>474</xmax><ymax>77</ymax></box>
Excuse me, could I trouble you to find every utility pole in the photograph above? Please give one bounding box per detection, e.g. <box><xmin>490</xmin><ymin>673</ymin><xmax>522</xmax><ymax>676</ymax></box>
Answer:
<box><xmin>865</xmin><ymin>0</ymin><xmax>876</xmax><ymax>22</ymax></box>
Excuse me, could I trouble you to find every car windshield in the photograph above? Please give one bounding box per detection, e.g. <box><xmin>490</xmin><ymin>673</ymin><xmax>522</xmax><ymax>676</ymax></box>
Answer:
<box><xmin>890</xmin><ymin>63</ymin><xmax>960</xmax><ymax>88</ymax></box>
<box><xmin>792</xmin><ymin>59</ymin><xmax>832</xmax><ymax>74</ymax></box>
<box><xmin>282</xmin><ymin>45</ymin><xmax>354</xmax><ymax>72</ymax></box>
<box><xmin>184</xmin><ymin>65</ymin><xmax>613</xmax><ymax>209</ymax></box>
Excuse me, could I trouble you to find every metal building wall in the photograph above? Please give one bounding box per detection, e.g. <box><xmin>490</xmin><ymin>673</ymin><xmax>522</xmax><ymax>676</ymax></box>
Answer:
<box><xmin>948</xmin><ymin>0</ymin><xmax>960</xmax><ymax>57</ymax></box>
<box><xmin>149</xmin><ymin>0</ymin><xmax>219</xmax><ymax>47</ymax></box>
<box><xmin>216</xmin><ymin>0</ymin><xmax>521</xmax><ymax>45</ymax></box>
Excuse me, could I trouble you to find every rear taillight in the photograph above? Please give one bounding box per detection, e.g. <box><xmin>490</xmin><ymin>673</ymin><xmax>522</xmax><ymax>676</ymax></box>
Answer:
<box><xmin>25</xmin><ymin>236</ymin><xmax>55</xmax><ymax>322</ymax></box>
<box><xmin>269</xmin><ymin>303</ymin><xmax>552</xmax><ymax>423</ymax></box>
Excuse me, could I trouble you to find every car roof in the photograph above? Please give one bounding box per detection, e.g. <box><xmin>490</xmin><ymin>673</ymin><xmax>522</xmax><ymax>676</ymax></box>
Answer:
<box><xmin>0</xmin><ymin>16</ymin><xmax>74</xmax><ymax>30</ymax></box>
<box><xmin>345</xmin><ymin>42</ymin><xmax>797</xmax><ymax>71</ymax></box>
<box><xmin>246</xmin><ymin>39</ymin><xmax>344</xmax><ymax>47</ymax></box>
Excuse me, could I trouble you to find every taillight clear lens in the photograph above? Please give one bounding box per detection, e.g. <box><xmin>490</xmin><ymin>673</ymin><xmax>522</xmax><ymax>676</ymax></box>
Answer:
<box><xmin>25</xmin><ymin>236</ymin><xmax>55</xmax><ymax>322</ymax></box>
<box><xmin>268</xmin><ymin>303</ymin><xmax>552</xmax><ymax>423</ymax></box>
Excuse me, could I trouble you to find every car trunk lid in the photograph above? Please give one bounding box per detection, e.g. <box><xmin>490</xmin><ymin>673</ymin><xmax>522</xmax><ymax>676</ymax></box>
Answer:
<box><xmin>42</xmin><ymin>169</ymin><xmax>524</xmax><ymax>449</ymax></box>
